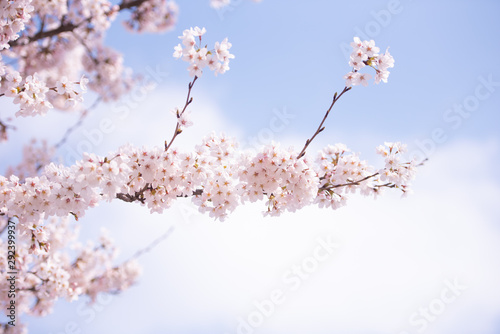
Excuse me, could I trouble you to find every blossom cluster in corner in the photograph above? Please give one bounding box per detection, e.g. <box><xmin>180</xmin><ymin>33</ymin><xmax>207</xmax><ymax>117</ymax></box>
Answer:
<box><xmin>0</xmin><ymin>0</ymin><xmax>34</xmax><ymax>50</ymax></box>
<box><xmin>0</xmin><ymin>216</ymin><xmax>141</xmax><ymax>328</ymax></box>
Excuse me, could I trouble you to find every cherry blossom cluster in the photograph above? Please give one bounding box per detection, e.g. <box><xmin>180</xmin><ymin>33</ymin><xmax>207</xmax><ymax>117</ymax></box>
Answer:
<box><xmin>30</xmin><ymin>0</ymin><xmax>68</xmax><ymax>20</ymax></box>
<box><xmin>376</xmin><ymin>141</ymin><xmax>417</xmax><ymax>190</ymax></box>
<box><xmin>123</xmin><ymin>0</ymin><xmax>178</xmax><ymax>33</ymax></box>
<box><xmin>315</xmin><ymin>144</ymin><xmax>372</xmax><ymax>209</ymax></box>
<box><xmin>315</xmin><ymin>142</ymin><xmax>416</xmax><ymax>209</ymax></box>
<box><xmin>173</xmin><ymin>27</ymin><xmax>235</xmax><ymax>77</ymax></box>
<box><xmin>0</xmin><ymin>135</ymin><xmax>416</xmax><ymax>230</ymax></box>
<box><xmin>190</xmin><ymin>134</ymin><xmax>241</xmax><ymax>218</ymax></box>
<box><xmin>0</xmin><ymin>70</ymin><xmax>52</xmax><ymax>117</ymax></box>
<box><xmin>239</xmin><ymin>144</ymin><xmax>319</xmax><ymax>216</ymax></box>
<box><xmin>73</xmin><ymin>0</ymin><xmax>118</xmax><ymax>32</ymax></box>
<box><xmin>0</xmin><ymin>216</ymin><xmax>141</xmax><ymax>329</ymax></box>
<box><xmin>82</xmin><ymin>46</ymin><xmax>133</xmax><ymax>102</ymax></box>
<box><xmin>0</xmin><ymin>65</ymin><xmax>88</xmax><ymax>116</ymax></box>
<box><xmin>344</xmin><ymin>37</ymin><xmax>395</xmax><ymax>87</ymax></box>
<box><xmin>0</xmin><ymin>0</ymin><xmax>34</xmax><ymax>50</ymax></box>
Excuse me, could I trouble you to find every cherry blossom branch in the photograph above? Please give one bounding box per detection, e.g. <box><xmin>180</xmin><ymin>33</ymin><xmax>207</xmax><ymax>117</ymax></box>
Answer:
<box><xmin>297</xmin><ymin>86</ymin><xmax>351</xmax><ymax>160</ymax></box>
<box><xmin>116</xmin><ymin>184</ymin><xmax>152</xmax><ymax>203</ymax></box>
<box><xmin>7</xmin><ymin>0</ymin><xmax>151</xmax><ymax>48</ymax></box>
<box><xmin>164</xmin><ymin>76</ymin><xmax>198</xmax><ymax>151</ymax></box>
<box><xmin>116</xmin><ymin>185</ymin><xmax>203</xmax><ymax>203</ymax></box>
<box><xmin>8</xmin><ymin>21</ymin><xmax>80</xmax><ymax>47</ymax></box>
<box><xmin>319</xmin><ymin>172</ymin><xmax>380</xmax><ymax>191</ymax></box>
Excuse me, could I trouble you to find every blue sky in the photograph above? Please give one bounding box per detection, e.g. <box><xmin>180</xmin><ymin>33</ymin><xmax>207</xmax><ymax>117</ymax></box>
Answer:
<box><xmin>104</xmin><ymin>0</ymin><xmax>500</xmax><ymax>151</ymax></box>
<box><xmin>1</xmin><ymin>0</ymin><xmax>500</xmax><ymax>333</ymax></box>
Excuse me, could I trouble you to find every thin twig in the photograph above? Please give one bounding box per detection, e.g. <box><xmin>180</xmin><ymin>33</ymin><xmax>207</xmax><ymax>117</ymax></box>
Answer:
<box><xmin>128</xmin><ymin>225</ymin><xmax>175</xmax><ymax>260</ymax></box>
<box><xmin>417</xmin><ymin>158</ymin><xmax>428</xmax><ymax>167</ymax></box>
<box><xmin>296</xmin><ymin>86</ymin><xmax>351</xmax><ymax>160</ymax></box>
<box><xmin>164</xmin><ymin>76</ymin><xmax>198</xmax><ymax>152</ymax></box>
<box><xmin>319</xmin><ymin>172</ymin><xmax>380</xmax><ymax>192</ymax></box>
<box><xmin>54</xmin><ymin>97</ymin><xmax>102</xmax><ymax>149</ymax></box>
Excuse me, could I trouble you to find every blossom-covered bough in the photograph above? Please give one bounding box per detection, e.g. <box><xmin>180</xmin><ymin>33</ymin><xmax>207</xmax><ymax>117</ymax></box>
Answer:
<box><xmin>0</xmin><ymin>1</ymin><xmax>421</xmax><ymax>332</ymax></box>
<box><xmin>0</xmin><ymin>0</ymin><xmax>179</xmax><ymax>135</ymax></box>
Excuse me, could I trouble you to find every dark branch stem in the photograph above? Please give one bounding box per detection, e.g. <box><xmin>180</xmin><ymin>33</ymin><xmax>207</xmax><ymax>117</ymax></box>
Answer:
<box><xmin>116</xmin><ymin>184</ymin><xmax>152</xmax><ymax>203</ymax></box>
<box><xmin>116</xmin><ymin>186</ymin><xmax>203</xmax><ymax>203</ymax></box>
<box><xmin>296</xmin><ymin>86</ymin><xmax>351</xmax><ymax>160</ymax></box>
<box><xmin>118</xmin><ymin>0</ymin><xmax>150</xmax><ymax>10</ymax></box>
<box><xmin>7</xmin><ymin>0</ymin><xmax>150</xmax><ymax>48</ymax></box>
<box><xmin>319</xmin><ymin>172</ymin><xmax>380</xmax><ymax>192</ymax></box>
<box><xmin>164</xmin><ymin>76</ymin><xmax>198</xmax><ymax>152</ymax></box>
<box><xmin>8</xmin><ymin>22</ymin><xmax>79</xmax><ymax>47</ymax></box>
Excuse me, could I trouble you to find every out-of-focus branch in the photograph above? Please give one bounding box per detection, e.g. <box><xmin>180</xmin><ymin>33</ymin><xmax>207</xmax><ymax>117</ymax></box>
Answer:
<box><xmin>8</xmin><ymin>21</ymin><xmax>80</xmax><ymax>47</ymax></box>
<box><xmin>7</xmin><ymin>0</ymin><xmax>151</xmax><ymax>48</ymax></box>
<box><xmin>129</xmin><ymin>225</ymin><xmax>175</xmax><ymax>260</ymax></box>
<box><xmin>0</xmin><ymin>118</ymin><xmax>16</xmax><ymax>141</ymax></box>
<box><xmin>54</xmin><ymin>97</ymin><xmax>102</xmax><ymax>149</ymax></box>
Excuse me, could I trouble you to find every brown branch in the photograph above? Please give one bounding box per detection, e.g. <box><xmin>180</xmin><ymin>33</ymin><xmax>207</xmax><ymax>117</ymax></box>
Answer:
<box><xmin>116</xmin><ymin>186</ymin><xmax>203</xmax><ymax>203</ymax></box>
<box><xmin>164</xmin><ymin>76</ymin><xmax>198</xmax><ymax>152</ymax></box>
<box><xmin>296</xmin><ymin>86</ymin><xmax>351</xmax><ymax>160</ymax></box>
<box><xmin>116</xmin><ymin>184</ymin><xmax>152</xmax><ymax>203</ymax></box>
<box><xmin>118</xmin><ymin>0</ymin><xmax>150</xmax><ymax>10</ymax></box>
<box><xmin>319</xmin><ymin>172</ymin><xmax>380</xmax><ymax>192</ymax></box>
<box><xmin>374</xmin><ymin>182</ymin><xmax>397</xmax><ymax>188</ymax></box>
<box><xmin>8</xmin><ymin>21</ymin><xmax>80</xmax><ymax>47</ymax></box>
<box><xmin>7</xmin><ymin>0</ymin><xmax>150</xmax><ymax>48</ymax></box>
<box><xmin>319</xmin><ymin>158</ymin><xmax>427</xmax><ymax>193</ymax></box>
